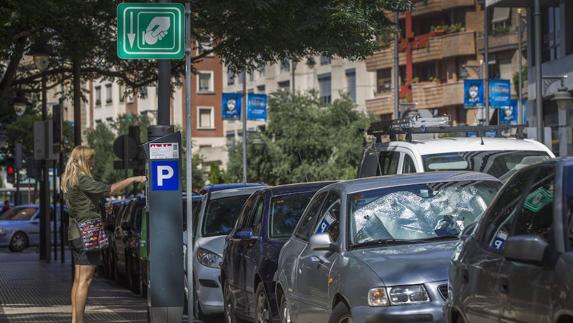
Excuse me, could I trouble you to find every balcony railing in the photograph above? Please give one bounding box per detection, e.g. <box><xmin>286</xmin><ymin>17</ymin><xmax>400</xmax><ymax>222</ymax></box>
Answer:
<box><xmin>366</xmin><ymin>31</ymin><xmax>476</xmax><ymax>72</ymax></box>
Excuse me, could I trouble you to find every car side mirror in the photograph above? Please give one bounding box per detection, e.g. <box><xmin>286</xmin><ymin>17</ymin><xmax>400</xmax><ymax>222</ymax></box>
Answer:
<box><xmin>503</xmin><ymin>234</ymin><xmax>548</xmax><ymax>265</ymax></box>
<box><xmin>235</xmin><ymin>228</ymin><xmax>255</xmax><ymax>240</ymax></box>
<box><xmin>310</xmin><ymin>233</ymin><xmax>338</xmax><ymax>252</ymax></box>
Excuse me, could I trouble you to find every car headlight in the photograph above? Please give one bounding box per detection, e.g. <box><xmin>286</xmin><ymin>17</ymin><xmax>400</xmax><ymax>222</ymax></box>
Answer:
<box><xmin>196</xmin><ymin>248</ymin><xmax>222</xmax><ymax>269</ymax></box>
<box><xmin>387</xmin><ymin>285</ymin><xmax>430</xmax><ymax>305</ymax></box>
<box><xmin>368</xmin><ymin>288</ymin><xmax>390</xmax><ymax>307</ymax></box>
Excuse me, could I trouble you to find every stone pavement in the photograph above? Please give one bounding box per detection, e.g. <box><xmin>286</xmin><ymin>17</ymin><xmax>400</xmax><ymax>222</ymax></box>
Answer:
<box><xmin>0</xmin><ymin>248</ymin><xmax>150</xmax><ymax>323</ymax></box>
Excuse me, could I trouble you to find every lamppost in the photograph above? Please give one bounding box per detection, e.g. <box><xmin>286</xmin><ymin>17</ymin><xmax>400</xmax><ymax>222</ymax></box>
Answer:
<box><xmin>517</xmin><ymin>8</ymin><xmax>527</xmax><ymax>125</ymax></box>
<box><xmin>12</xmin><ymin>92</ymin><xmax>29</xmax><ymax>206</ymax></box>
<box><xmin>31</xmin><ymin>42</ymin><xmax>51</xmax><ymax>262</ymax></box>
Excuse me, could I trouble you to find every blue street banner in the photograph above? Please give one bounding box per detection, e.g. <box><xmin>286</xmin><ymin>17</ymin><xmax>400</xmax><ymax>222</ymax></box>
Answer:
<box><xmin>222</xmin><ymin>93</ymin><xmax>242</xmax><ymax>120</ymax></box>
<box><xmin>247</xmin><ymin>94</ymin><xmax>267</xmax><ymax>121</ymax></box>
<box><xmin>489</xmin><ymin>79</ymin><xmax>511</xmax><ymax>108</ymax></box>
<box><xmin>464</xmin><ymin>79</ymin><xmax>484</xmax><ymax>109</ymax></box>
<box><xmin>499</xmin><ymin>99</ymin><xmax>518</xmax><ymax>125</ymax></box>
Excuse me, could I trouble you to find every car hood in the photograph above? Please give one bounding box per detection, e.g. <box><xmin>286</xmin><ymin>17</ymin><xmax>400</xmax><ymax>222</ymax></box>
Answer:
<box><xmin>350</xmin><ymin>240</ymin><xmax>456</xmax><ymax>286</ymax></box>
<box><xmin>194</xmin><ymin>235</ymin><xmax>226</xmax><ymax>256</ymax></box>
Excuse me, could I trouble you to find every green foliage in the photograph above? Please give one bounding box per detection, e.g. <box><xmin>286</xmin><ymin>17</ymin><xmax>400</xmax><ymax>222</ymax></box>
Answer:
<box><xmin>208</xmin><ymin>162</ymin><xmax>224</xmax><ymax>184</ymax></box>
<box><xmin>86</xmin><ymin>122</ymin><xmax>117</xmax><ymax>183</ymax></box>
<box><xmin>5</xmin><ymin>113</ymin><xmax>41</xmax><ymax>155</ymax></box>
<box><xmin>513</xmin><ymin>66</ymin><xmax>527</xmax><ymax>92</ymax></box>
<box><xmin>226</xmin><ymin>92</ymin><xmax>371</xmax><ymax>185</ymax></box>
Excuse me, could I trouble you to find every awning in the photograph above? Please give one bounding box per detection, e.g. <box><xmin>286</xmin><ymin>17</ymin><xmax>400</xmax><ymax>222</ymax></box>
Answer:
<box><xmin>492</xmin><ymin>7</ymin><xmax>511</xmax><ymax>24</ymax></box>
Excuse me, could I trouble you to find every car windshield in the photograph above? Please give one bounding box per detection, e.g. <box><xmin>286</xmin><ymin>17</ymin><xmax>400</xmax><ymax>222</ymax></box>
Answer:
<box><xmin>270</xmin><ymin>192</ymin><xmax>315</xmax><ymax>238</ymax></box>
<box><xmin>0</xmin><ymin>207</ymin><xmax>37</xmax><ymax>221</ymax></box>
<box><xmin>422</xmin><ymin>151</ymin><xmax>550</xmax><ymax>178</ymax></box>
<box><xmin>349</xmin><ymin>180</ymin><xmax>500</xmax><ymax>246</ymax></box>
<box><xmin>202</xmin><ymin>194</ymin><xmax>250</xmax><ymax>236</ymax></box>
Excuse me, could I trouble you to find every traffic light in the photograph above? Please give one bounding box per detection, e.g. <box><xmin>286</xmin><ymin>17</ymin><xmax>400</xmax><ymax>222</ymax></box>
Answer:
<box><xmin>113</xmin><ymin>126</ymin><xmax>145</xmax><ymax>175</ymax></box>
<box><xmin>6</xmin><ymin>161</ymin><xmax>15</xmax><ymax>184</ymax></box>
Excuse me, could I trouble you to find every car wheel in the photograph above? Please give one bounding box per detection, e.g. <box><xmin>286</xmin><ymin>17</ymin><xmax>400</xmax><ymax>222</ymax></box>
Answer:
<box><xmin>455</xmin><ymin>315</ymin><xmax>466</xmax><ymax>323</ymax></box>
<box><xmin>329</xmin><ymin>302</ymin><xmax>353</xmax><ymax>323</ymax></box>
<box><xmin>9</xmin><ymin>232</ymin><xmax>28</xmax><ymax>252</ymax></box>
<box><xmin>223</xmin><ymin>281</ymin><xmax>238</xmax><ymax>323</ymax></box>
<box><xmin>256</xmin><ymin>283</ymin><xmax>272</xmax><ymax>323</ymax></box>
<box><xmin>278</xmin><ymin>292</ymin><xmax>291</xmax><ymax>323</ymax></box>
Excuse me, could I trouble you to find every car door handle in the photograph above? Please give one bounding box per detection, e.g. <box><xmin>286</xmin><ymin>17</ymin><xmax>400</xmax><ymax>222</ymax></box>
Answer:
<box><xmin>500</xmin><ymin>278</ymin><xmax>509</xmax><ymax>294</ymax></box>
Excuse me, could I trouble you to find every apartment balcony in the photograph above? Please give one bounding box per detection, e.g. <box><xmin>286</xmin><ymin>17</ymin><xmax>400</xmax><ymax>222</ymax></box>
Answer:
<box><xmin>476</xmin><ymin>29</ymin><xmax>523</xmax><ymax>53</ymax></box>
<box><xmin>408</xmin><ymin>0</ymin><xmax>475</xmax><ymax>17</ymax></box>
<box><xmin>366</xmin><ymin>81</ymin><xmax>465</xmax><ymax>116</ymax></box>
<box><xmin>366</xmin><ymin>31</ymin><xmax>476</xmax><ymax>71</ymax></box>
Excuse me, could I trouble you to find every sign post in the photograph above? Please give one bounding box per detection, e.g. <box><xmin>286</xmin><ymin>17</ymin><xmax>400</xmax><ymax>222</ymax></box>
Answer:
<box><xmin>117</xmin><ymin>3</ymin><xmax>184</xmax><ymax>59</ymax></box>
<box><xmin>143</xmin><ymin>132</ymin><xmax>184</xmax><ymax>323</ymax></box>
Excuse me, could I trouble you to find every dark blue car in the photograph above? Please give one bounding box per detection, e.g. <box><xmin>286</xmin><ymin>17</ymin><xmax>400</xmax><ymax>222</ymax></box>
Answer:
<box><xmin>221</xmin><ymin>181</ymin><xmax>335</xmax><ymax>323</ymax></box>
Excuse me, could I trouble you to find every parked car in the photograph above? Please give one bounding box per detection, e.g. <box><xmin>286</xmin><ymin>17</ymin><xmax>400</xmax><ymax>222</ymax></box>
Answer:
<box><xmin>446</xmin><ymin>158</ymin><xmax>573</xmax><ymax>323</ymax></box>
<box><xmin>221</xmin><ymin>181</ymin><xmax>335</xmax><ymax>323</ymax></box>
<box><xmin>112</xmin><ymin>197</ymin><xmax>138</xmax><ymax>285</ymax></box>
<box><xmin>101</xmin><ymin>199</ymin><xmax>128</xmax><ymax>278</ymax></box>
<box><xmin>0</xmin><ymin>205</ymin><xmax>64</xmax><ymax>252</ymax></box>
<box><xmin>187</xmin><ymin>185</ymin><xmax>265</xmax><ymax>318</ymax></box>
<box><xmin>359</xmin><ymin>120</ymin><xmax>554</xmax><ymax>180</ymax></box>
<box><xmin>200</xmin><ymin>183</ymin><xmax>264</xmax><ymax>195</ymax></box>
<box><xmin>275</xmin><ymin>172</ymin><xmax>501</xmax><ymax>323</ymax></box>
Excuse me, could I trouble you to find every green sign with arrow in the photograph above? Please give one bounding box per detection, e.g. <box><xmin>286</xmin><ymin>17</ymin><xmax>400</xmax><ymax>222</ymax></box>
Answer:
<box><xmin>117</xmin><ymin>3</ymin><xmax>185</xmax><ymax>59</ymax></box>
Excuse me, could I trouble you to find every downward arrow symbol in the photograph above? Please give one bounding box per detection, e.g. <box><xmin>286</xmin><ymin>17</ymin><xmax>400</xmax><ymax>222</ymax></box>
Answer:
<box><xmin>127</xmin><ymin>11</ymin><xmax>135</xmax><ymax>47</ymax></box>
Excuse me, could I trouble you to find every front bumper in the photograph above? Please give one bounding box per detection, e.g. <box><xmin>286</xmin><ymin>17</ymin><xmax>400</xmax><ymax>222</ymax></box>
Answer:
<box><xmin>0</xmin><ymin>232</ymin><xmax>13</xmax><ymax>246</ymax></box>
<box><xmin>352</xmin><ymin>302</ymin><xmax>445</xmax><ymax>323</ymax></box>
<box><xmin>194</xmin><ymin>261</ymin><xmax>223</xmax><ymax>315</ymax></box>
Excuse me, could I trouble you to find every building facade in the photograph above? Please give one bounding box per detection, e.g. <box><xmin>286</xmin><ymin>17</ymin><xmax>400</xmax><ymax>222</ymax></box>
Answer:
<box><xmin>365</xmin><ymin>0</ymin><xmax>527</xmax><ymax>125</ymax></box>
<box><xmin>86</xmin><ymin>42</ymin><xmax>227</xmax><ymax>167</ymax></box>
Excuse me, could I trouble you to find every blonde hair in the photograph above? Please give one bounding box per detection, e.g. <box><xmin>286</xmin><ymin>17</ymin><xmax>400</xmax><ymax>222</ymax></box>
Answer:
<box><xmin>61</xmin><ymin>146</ymin><xmax>95</xmax><ymax>193</ymax></box>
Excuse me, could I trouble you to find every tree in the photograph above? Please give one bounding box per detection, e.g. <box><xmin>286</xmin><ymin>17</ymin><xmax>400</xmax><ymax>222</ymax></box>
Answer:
<box><xmin>85</xmin><ymin>122</ymin><xmax>117</xmax><ymax>183</ymax></box>
<box><xmin>226</xmin><ymin>92</ymin><xmax>371</xmax><ymax>185</ymax></box>
<box><xmin>0</xmin><ymin>0</ymin><xmax>411</xmax><ymax>116</ymax></box>
<box><xmin>208</xmin><ymin>162</ymin><xmax>225</xmax><ymax>184</ymax></box>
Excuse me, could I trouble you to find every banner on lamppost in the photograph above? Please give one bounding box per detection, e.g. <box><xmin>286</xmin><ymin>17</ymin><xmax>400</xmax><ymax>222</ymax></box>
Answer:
<box><xmin>222</xmin><ymin>93</ymin><xmax>242</xmax><ymax>120</ymax></box>
<box><xmin>464</xmin><ymin>79</ymin><xmax>485</xmax><ymax>109</ymax></box>
<box><xmin>489</xmin><ymin>79</ymin><xmax>511</xmax><ymax>108</ymax></box>
<box><xmin>247</xmin><ymin>94</ymin><xmax>267</xmax><ymax>121</ymax></box>
<box><xmin>499</xmin><ymin>99</ymin><xmax>518</xmax><ymax>125</ymax></box>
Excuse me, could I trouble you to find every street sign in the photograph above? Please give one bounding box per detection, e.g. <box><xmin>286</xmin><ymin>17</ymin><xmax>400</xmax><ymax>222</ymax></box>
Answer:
<box><xmin>117</xmin><ymin>3</ymin><xmax>185</xmax><ymax>59</ymax></box>
<box><xmin>151</xmin><ymin>160</ymin><xmax>179</xmax><ymax>191</ymax></box>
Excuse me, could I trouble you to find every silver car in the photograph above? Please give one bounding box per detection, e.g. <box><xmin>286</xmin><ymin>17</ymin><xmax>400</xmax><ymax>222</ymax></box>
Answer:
<box><xmin>185</xmin><ymin>186</ymin><xmax>263</xmax><ymax>317</ymax></box>
<box><xmin>275</xmin><ymin>172</ymin><xmax>501</xmax><ymax>323</ymax></box>
<box><xmin>0</xmin><ymin>205</ymin><xmax>63</xmax><ymax>252</ymax></box>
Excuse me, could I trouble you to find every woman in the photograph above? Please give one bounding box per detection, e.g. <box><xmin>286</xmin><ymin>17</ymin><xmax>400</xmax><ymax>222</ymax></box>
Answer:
<box><xmin>61</xmin><ymin>146</ymin><xmax>146</xmax><ymax>323</ymax></box>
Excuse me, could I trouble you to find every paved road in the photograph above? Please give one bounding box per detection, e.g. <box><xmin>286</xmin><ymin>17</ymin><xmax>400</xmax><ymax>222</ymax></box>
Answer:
<box><xmin>0</xmin><ymin>248</ymin><xmax>150</xmax><ymax>323</ymax></box>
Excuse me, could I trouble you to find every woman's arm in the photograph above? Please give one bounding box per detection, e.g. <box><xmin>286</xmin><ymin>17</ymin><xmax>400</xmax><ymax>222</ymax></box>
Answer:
<box><xmin>110</xmin><ymin>176</ymin><xmax>147</xmax><ymax>194</ymax></box>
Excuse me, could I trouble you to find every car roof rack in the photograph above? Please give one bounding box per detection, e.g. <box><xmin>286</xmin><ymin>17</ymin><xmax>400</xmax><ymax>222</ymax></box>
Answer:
<box><xmin>367</xmin><ymin>115</ymin><xmax>527</xmax><ymax>143</ymax></box>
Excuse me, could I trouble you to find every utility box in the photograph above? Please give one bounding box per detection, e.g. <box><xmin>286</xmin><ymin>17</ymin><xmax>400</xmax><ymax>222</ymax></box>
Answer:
<box><xmin>33</xmin><ymin>121</ymin><xmax>57</xmax><ymax>161</ymax></box>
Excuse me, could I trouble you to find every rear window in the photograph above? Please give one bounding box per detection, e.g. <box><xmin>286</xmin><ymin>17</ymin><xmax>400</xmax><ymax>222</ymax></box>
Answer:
<box><xmin>271</xmin><ymin>192</ymin><xmax>315</xmax><ymax>239</ymax></box>
<box><xmin>422</xmin><ymin>150</ymin><xmax>550</xmax><ymax>179</ymax></box>
<box><xmin>202</xmin><ymin>194</ymin><xmax>251</xmax><ymax>237</ymax></box>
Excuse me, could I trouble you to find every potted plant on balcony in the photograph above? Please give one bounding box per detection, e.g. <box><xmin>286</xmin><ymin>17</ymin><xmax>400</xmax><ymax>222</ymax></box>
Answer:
<box><xmin>431</xmin><ymin>25</ymin><xmax>447</xmax><ymax>35</ymax></box>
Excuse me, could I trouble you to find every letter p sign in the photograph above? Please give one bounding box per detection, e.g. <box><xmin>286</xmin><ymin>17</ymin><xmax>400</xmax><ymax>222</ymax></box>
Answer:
<box><xmin>152</xmin><ymin>160</ymin><xmax>179</xmax><ymax>191</ymax></box>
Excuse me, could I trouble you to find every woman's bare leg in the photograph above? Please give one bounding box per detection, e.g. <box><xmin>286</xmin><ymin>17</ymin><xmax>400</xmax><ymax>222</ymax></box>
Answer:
<box><xmin>71</xmin><ymin>265</ymin><xmax>80</xmax><ymax>323</ymax></box>
<box><xmin>72</xmin><ymin>265</ymin><xmax>96</xmax><ymax>323</ymax></box>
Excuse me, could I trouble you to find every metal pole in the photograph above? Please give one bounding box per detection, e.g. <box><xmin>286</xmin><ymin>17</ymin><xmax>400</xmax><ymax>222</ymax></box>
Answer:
<box><xmin>15</xmin><ymin>169</ymin><xmax>20</xmax><ymax>206</ymax></box>
<box><xmin>484</xmin><ymin>5</ymin><xmax>490</xmax><ymax>124</ymax></box>
<box><xmin>393</xmin><ymin>11</ymin><xmax>400</xmax><ymax>118</ymax></box>
<box><xmin>73</xmin><ymin>59</ymin><xmax>82</xmax><ymax>146</ymax></box>
<box><xmin>158</xmin><ymin>0</ymin><xmax>172</xmax><ymax>126</ymax></box>
<box><xmin>40</xmin><ymin>76</ymin><xmax>51</xmax><ymax>263</ymax></box>
<box><xmin>242</xmin><ymin>71</ymin><xmax>248</xmax><ymax>183</ymax></box>
<box><xmin>291</xmin><ymin>61</ymin><xmax>297</xmax><ymax>93</ymax></box>
<box><xmin>518</xmin><ymin>10</ymin><xmax>524</xmax><ymax>124</ymax></box>
<box><xmin>52</xmin><ymin>160</ymin><xmax>57</xmax><ymax>261</ymax></box>
<box><xmin>534</xmin><ymin>0</ymin><xmax>544</xmax><ymax>142</ymax></box>
<box><xmin>184</xmin><ymin>2</ymin><xmax>194</xmax><ymax>321</ymax></box>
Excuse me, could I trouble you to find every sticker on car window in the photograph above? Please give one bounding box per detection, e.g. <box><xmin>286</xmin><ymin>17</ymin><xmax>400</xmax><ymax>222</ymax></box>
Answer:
<box><xmin>523</xmin><ymin>188</ymin><xmax>553</xmax><ymax>213</ymax></box>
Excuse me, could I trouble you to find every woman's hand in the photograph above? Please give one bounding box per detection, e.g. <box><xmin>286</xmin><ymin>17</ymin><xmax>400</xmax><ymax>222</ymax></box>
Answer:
<box><xmin>132</xmin><ymin>176</ymin><xmax>147</xmax><ymax>183</ymax></box>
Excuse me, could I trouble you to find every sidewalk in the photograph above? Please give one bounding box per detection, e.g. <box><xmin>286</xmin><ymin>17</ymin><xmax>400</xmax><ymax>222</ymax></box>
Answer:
<box><xmin>0</xmin><ymin>248</ymin><xmax>149</xmax><ymax>323</ymax></box>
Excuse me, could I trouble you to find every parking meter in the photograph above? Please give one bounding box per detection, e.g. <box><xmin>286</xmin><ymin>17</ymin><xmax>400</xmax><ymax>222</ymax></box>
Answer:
<box><xmin>143</xmin><ymin>127</ymin><xmax>184</xmax><ymax>322</ymax></box>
